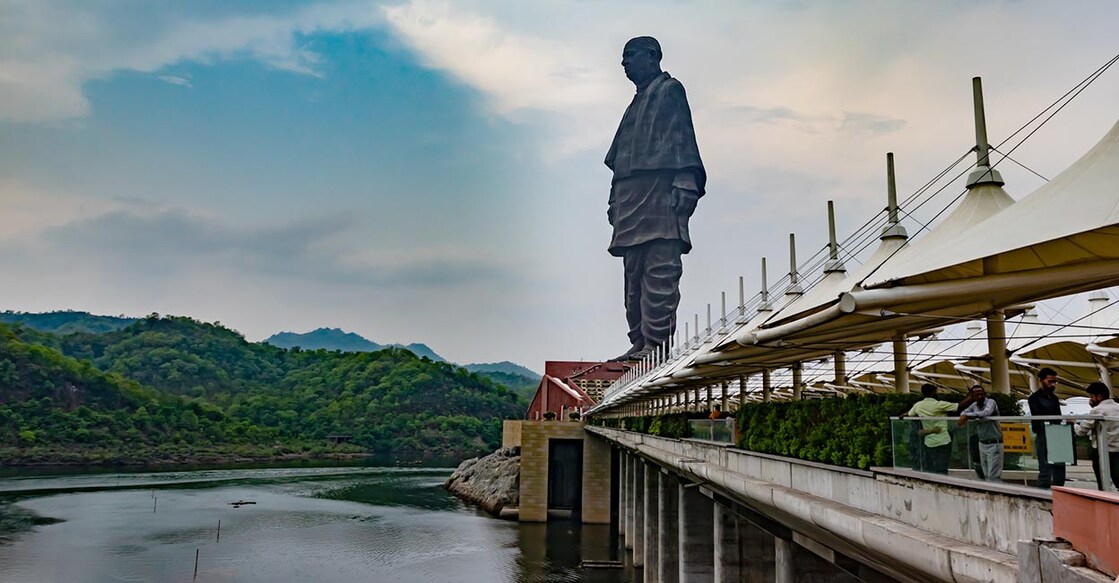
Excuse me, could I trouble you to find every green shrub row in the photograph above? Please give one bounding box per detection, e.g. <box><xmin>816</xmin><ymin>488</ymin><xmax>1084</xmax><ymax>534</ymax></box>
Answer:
<box><xmin>737</xmin><ymin>392</ymin><xmax>1021</xmax><ymax>470</ymax></box>
<box><xmin>594</xmin><ymin>392</ymin><xmax>1021</xmax><ymax>470</ymax></box>
<box><xmin>590</xmin><ymin>412</ymin><xmax>703</xmax><ymax>439</ymax></box>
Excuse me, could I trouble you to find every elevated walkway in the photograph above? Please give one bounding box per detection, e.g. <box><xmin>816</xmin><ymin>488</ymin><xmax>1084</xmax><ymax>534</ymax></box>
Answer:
<box><xmin>590</xmin><ymin>426</ymin><xmax>1053</xmax><ymax>583</ymax></box>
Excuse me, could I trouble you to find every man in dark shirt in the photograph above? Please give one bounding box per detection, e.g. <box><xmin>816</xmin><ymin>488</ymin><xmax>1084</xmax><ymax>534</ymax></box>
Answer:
<box><xmin>605</xmin><ymin>36</ymin><xmax>705</xmax><ymax>361</ymax></box>
<box><xmin>1028</xmin><ymin>367</ymin><xmax>1065</xmax><ymax>488</ymax></box>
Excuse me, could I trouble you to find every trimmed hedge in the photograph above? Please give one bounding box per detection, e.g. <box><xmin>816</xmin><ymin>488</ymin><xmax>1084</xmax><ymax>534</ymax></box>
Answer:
<box><xmin>591</xmin><ymin>412</ymin><xmax>710</xmax><ymax>439</ymax></box>
<box><xmin>593</xmin><ymin>392</ymin><xmax>1022</xmax><ymax>471</ymax></box>
<box><xmin>736</xmin><ymin>392</ymin><xmax>1022</xmax><ymax>470</ymax></box>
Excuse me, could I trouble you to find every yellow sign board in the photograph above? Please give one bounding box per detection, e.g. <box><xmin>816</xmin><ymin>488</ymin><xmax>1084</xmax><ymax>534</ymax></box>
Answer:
<box><xmin>1002</xmin><ymin>423</ymin><xmax>1033</xmax><ymax>453</ymax></box>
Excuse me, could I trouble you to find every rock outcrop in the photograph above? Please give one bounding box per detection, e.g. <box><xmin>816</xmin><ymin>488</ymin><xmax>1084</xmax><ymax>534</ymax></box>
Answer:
<box><xmin>444</xmin><ymin>447</ymin><xmax>519</xmax><ymax>517</ymax></box>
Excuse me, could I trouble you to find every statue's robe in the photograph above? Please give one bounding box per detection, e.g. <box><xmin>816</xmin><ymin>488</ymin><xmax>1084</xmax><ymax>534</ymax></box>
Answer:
<box><xmin>604</xmin><ymin>72</ymin><xmax>706</xmax><ymax>351</ymax></box>
<box><xmin>605</xmin><ymin>71</ymin><xmax>706</xmax><ymax>257</ymax></box>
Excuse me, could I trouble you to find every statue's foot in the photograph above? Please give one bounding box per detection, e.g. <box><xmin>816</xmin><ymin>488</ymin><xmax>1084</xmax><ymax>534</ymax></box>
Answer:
<box><xmin>609</xmin><ymin>342</ymin><xmax>644</xmax><ymax>362</ymax></box>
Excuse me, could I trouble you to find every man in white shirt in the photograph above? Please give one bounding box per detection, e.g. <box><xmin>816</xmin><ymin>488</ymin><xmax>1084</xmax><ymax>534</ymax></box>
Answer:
<box><xmin>1074</xmin><ymin>382</ymin><xmax>1119</xmax><ymax>491</ymax></box>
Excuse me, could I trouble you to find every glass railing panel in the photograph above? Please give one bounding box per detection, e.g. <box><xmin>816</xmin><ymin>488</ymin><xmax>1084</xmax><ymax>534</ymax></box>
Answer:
<box><xmin>889</xmin><ymin>414</ymin><xmax>1117</xmax><ymax>492</ymax></box>
<box><xmin>687</xmin><ymin>419</ymin><xmax>735</xmax><ymax>443</ymax></box>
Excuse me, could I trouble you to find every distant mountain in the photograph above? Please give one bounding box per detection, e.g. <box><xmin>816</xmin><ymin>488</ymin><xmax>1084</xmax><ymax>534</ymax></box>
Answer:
<box><xmin>265</xmin><ymin>328</ymin><xmax>380</xmax><ymax>352</ymax></box>
<box><xmin>398</xmin><ymin>343</ymin><xmax>443</xmax><ymax>362</ymax></box>
<box><xmin>264</xmin><ymin>328</ymin><xmax>446</xmax><ymax>362</ymax></box>
<box><xmin>465</xmin><ymin>361</ymin><xmax>541</xmax><ymax>378</ymax></box>
<box><xmin>0</xmin><ymin>310</ymin><xmax>137</xmax><ymax>335</ymax></box>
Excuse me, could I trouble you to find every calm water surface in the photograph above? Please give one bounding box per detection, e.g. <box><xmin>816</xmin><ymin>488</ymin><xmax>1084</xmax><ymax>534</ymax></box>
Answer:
<box><xmin>0</xmin><ymin>466</ymin><xmax>634</xmax><ymax>583</ymax></box>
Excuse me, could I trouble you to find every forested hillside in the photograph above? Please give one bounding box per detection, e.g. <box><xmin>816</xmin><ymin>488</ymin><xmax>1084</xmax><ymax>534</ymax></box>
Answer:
<box><xmin>0</xmin><ymin>311</ymin><xmax>136</xmax><ymax>335</ymax></box>
<box><xmin>0</xmin><ymin>316</ymin><xmax>525</xmax><ymax>465</ymax></box>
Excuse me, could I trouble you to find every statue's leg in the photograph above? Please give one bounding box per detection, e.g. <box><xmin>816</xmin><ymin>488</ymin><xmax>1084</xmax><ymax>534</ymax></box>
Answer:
<box><xmin>639</xmin><ymin>240</ymin><xmax>683</xmax><ymax>351</ymax></box>
<box><xmin>623</xmin><ymin>246</ymin><xmax>646</xmax><ymax>351</ymax></box>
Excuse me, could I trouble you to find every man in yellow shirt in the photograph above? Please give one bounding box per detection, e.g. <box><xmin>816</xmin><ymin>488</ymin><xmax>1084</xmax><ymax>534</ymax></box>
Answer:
<box><xmin>905</xmin><ymin>384</ymin><xmax>959</xmax><ymax>474</ymax></box>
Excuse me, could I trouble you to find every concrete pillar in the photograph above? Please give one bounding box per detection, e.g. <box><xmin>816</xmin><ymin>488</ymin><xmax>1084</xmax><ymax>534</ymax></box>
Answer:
<box><xmin>633</xmin><ymin>457</ymin><xmax>645</xmax><ymax>566</ymax></box>
<box><xmin>720</xmin><ymin>381</ymin><xmax>728</xmax><ymax>411</ymax></box>
<box><xmin>678</xmin><ymin>484</ymin><xmax>714</xmax><ymax>582</ymax></box>
<box><xmin>792</xmin><ymin>363</ymin><xmax>803</xmax><ymax>400</ymax></box>
<box><xmin>987</xmin><ymin>310</ymin><xmax>1011</xmax><ymax>394</ymax></box>
<box><xmin>775</xmin><ymin>537</ymin><xmax>795</xmax><ymax>583</ymax></box>
<box><xmin>713</xmin><ymin>502</ymin><xmax>740</xmax><ymax>583</ymax></box>
<box><xmin>706</xmin><ymin>384</ymin><xmax>714</xmax><ymax>411</ymax></box>
<box><xmin>658</xmin><ymin>472</ymin><xmax>680</xmax><ymax>579</ymax></box>
<box><xmin>739</xmin><ymin>518</ymin><xmax>775</xmax><ymax>583</ymax></box>
<box><xmin>834</xmin><ymin>351</ymin><xmax>846</xmax><ymax>386</ymax></box>
<box><xmin>892</xmin><ymin>334</ymin><xmax>909</xmax><ymax>393</ymax></box>
<box><xmin>622</xmin><ymin>449</ymin><xmax>631</xmax><ymax>541</ymax></box>
<box><xmin>762</xmin><ymin>369</ymin><xmax>772</xmax><ymax>402</ymax></box>
<box><xmin>581</xmin><ymin>434</ymin><xmax>612</xmax><ymax>523</ymax></box>
<box><xmin>738</xmin><ymin>376</ymin><xmax>747</xmax><ymax>407</ymax></box>
<box><xmin>625</xmin><ymin>454</ymin><xmax>635</xmax><ymax>549</ymax></box>
<box><xmin>644</xmin><ymin>463</ymin><xmax>660</xmax><ymax>582</ymax></box>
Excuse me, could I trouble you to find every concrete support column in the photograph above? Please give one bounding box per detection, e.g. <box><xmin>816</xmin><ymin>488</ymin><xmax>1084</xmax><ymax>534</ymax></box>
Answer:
<box><xmin>706</xmin><ymin>385</ymin><xmax>714</xmax><ymax>411</ymax></box>
<box><xmin>720</xmin><ymin>381</ymin><xmax>728</xmax><ymax>412</ymax></box>
<box><xmin>713</xmin><ymin>502</ymin><xmax>740</xmax><ymax>583</ymax></box>
<box><xmin>633</xmin><ymin>457</ymin><xmax>645</xmax><ymax>566</ymax></box>
<box><xmin>678</xmin><ymin>484</ymin><xmax>714</xmax><ymax>582</ymax></box>
<box><xmin>683</xmin><ymin>390</ymin><xmax>691</xmax><ymax>412</ymax></box>
<box><xmin>738</xmin><ymin>376</ymin><xmax>747</xmax><ymax>407</ymax></box>
<box><xmin>834</xmin><ymin>351</ymin><xmax>846</xmax><ymax>386</ymax></box>
<box><xmin>643</xmin><ymin>463</ymin><xmax>660</xmax><ymax>582</ymax></box>
<box><xmin>762</xmin><ymin>369</ymin><xmax>772</xmax><ymax>402</ymax></box>
<box><xmin>775</xmin><ymin>537</ymin><xmax>795</xmax><ymax>583</ymax></box>
<box><xmin>739</xmin><ymin>518</ymin><xmax>775</xmax><ymax>583</ymax></box>
<box><xmin>892</xmin><ymin>334</ymin><xmax>909</xmax><ymax>393</ymax></box>
<box><xmin>623</xmin><ymin>453</ymin><xmax>634</xmax><ymax>548</ymax></box>
<box><xmin>657</xmin><ymin>472</ymin><xmax>679</xmax><ymax>579</ymax></box>
<box><xmin>792</xmin><ymin>363</ymin><xmax>803</xmax><ymax>400</ymax></box>
<box><xmin>619</xmin><ymin>451</ymin><xmax>627</xmax><ymax>540</ymax></box>
<box><xmin>987</xmin><ymin>310</ymin><xmax>1011</xmax><ymax>394</ymax></box>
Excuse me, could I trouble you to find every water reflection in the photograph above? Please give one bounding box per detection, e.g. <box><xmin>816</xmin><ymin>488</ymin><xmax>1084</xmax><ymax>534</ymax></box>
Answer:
<box><xmin>0</xmin><ymin>467</ymin><xmax>630</xmax><ymax>583</ymax></box>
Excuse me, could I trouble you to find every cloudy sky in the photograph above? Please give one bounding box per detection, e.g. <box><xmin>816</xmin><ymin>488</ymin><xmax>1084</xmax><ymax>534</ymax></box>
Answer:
<box><xmin>1</xmin><ymin>0</ymin><xmax>1117</xmax><ymax>369</ymax></box>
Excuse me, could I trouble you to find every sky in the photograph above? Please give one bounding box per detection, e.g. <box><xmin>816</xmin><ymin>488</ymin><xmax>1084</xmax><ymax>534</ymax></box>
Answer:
<box><xmin>1</xmin><ymin>0</ymin><xmax>1117</xmax><ymax>369</ymax></box>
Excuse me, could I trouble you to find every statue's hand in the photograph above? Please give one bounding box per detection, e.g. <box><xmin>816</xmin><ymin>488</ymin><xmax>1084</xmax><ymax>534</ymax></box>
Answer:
<box><xmin>672</xmin><ymin>188</ymin><xmax>699</xmax><ymax>217</ymax></box>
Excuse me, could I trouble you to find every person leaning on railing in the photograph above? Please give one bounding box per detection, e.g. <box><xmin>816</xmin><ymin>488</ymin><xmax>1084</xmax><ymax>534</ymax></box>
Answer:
<box><xmin>957</xmin><ymin>385</ymin><xmax>1003</xmax><ymax>482</ymax></box>
<box><xmin>1073</xmin><ymin>382</ymin><xmax>1119</xmax><ymax>491</ymax></box>
<box><xmin>1029</xmin><ymin>367</ymin><xmax>1066</xmax><ymax>489</ymax></box>
<box><xmin>902</xmin><ymin>384</ymin><xmax>959</xmax><ymax>474</ymax></box>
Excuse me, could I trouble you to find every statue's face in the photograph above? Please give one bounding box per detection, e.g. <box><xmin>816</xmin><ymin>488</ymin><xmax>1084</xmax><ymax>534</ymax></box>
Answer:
<box><xmin>621</xmin><ymin>44</ymin><xmax>659</xmax><ymax>84</ymax></box>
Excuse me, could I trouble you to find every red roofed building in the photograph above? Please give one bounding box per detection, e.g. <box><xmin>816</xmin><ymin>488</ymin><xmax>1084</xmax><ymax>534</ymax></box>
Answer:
<box><xmin>526</xmin><ymin>361</ymin><xmax>629</xmax><ymax>420</ymax></box>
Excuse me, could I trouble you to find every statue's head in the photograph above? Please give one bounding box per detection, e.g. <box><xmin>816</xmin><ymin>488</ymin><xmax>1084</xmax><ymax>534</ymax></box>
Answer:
<box><xmin>622</xmin><ymin>36</ymin><xmax>662</xmax><ymax>85</ymax></box>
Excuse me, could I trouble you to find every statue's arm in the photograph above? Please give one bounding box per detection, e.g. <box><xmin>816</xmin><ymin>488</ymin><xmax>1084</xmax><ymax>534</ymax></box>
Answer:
<box><xmin>672</xmin><ymin>171</ymin><xmax>700</xmax><ymax>218</ymax></box>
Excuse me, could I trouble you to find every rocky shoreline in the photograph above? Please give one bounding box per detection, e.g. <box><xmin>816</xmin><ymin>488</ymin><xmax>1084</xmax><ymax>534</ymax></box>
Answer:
<box><xmin>443</xmin><ymin>447</ymin><xmax>520</xmax><ymax>518</ymax></box>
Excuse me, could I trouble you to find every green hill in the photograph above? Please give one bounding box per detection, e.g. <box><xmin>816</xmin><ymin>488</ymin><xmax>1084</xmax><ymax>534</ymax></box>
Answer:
<box><xmin>465</xmin><ymin>361</ymin><xmax>541</xmax><ymax>378</ymax></box>
<box><xmin>465</xmin><ymin>363</ymin><xmax>541</xmax><ymax>401</ymax></box>
<box><xmin>0</xmin><ymin>323</ymin><xmax>277</xmax><ymax>464</ymax></box>
<box><xmin>2</xmin><ymin>316</ymin><xmax>525</xmax><ymax>464</ymax></box>
<box><xmin>0</xmin><ymin>311</ymin><xmax>137</xmax><ymax>335</ymax></box>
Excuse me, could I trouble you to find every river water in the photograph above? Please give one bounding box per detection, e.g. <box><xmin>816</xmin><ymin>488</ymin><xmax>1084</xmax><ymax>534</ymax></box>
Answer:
<box><xmin>0</xmin><ymin>466</ymin><xmax>634</xmax><ymax>583</ymax></box>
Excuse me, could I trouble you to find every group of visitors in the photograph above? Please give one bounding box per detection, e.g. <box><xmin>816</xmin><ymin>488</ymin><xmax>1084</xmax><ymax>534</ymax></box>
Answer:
<box><xmin>904</xmin><ymin>383</ymin><xmax>1004</xmax><ymax>479</ymax></box>
<box><xmin>903</xmin><ymin>367</ymin><xmax>1119</xmax><ymax>491</ymax></box>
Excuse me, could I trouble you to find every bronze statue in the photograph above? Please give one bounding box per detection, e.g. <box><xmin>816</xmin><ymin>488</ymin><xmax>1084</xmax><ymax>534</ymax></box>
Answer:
<box><xmin>606</xmin><ymin>36</ymin><xmax>705</xmax><ymax>361</ymax></box>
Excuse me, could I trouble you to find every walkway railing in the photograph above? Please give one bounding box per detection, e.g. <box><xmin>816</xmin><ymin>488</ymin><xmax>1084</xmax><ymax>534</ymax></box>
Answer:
<box><xmin>889</xmin><ymin>414</ymin><xmax>1116</xmax><ymax>492</ymax></box>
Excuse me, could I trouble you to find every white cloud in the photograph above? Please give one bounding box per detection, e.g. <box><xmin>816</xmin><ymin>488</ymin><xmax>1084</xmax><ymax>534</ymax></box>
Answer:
<box><xmin>157</xmin><ymin>75</ymin><xmax>192</xmax><ymax>87</ymax></box>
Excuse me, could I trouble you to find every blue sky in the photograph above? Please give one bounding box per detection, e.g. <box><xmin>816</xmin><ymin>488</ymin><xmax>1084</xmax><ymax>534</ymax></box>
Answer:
<box><xmin>1</xmin><ymin>0</ymin><xmax>1117</xmax><ymax>367</ymax></box>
